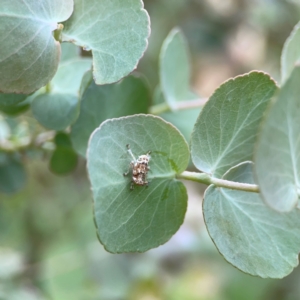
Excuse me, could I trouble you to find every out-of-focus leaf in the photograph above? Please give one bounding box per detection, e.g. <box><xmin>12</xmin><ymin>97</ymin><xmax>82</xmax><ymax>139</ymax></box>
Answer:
<box><xmin>0</xmin><ymin>153</ymin><xmax>26</xmax><ymax>194</ymax></box>
<box><xmin>281</xmin><ymin>21</ymin><xmax>300</xmax><ymax>83</ymax></box>
<box><xmin>191</xmin><ymin>72</ymin><xmax>277</xmax><ymax>178</ymax></box>
<box><xmin>255</xmin><ymin>66</ymin><xmax>300</xmax><ymax>212</ymax></box>
<box><xmin>50</xmin><ymin>147</ymin><xmax>78</xmax><ymax>175</ymax></box>
<box><xmin>0</xmin><ymin>93</ymin><xmax>28</xmax><ymax>106</ymax></box>
<box><xmin>31</xmin><ymin>93</ymin><xmax>79</xmax><ymax>130</ymax></box>
<box><xmin>71</xmin><ymin>73</ymin><xmax>149</xmax><ymax>156</ymax></box>
<box><xmin>51</xmin><ymin>58</ymin><xmax>92</xmax><ymax>95</ymax></box>
<box><xmin>62</xmin><ymin>0</ymin><xmax>150</xmax><ymax>85</ymax></box>
<box><xmin>159</xmin><ymin>28</ymin><xmax>196</xmax><ymax>109</ymax></box>
<box><xmin>154</xmin><ymin>86</ymin><xmax>201</xmax><ymax>142</ymax></box>
<box><xmin>87</xmin><ymin>115</ymin><xmax>189</xmax><ymax>253</ymax></box>
<box><xmin>0</xmin><ymin>0</ymin><xmax>74</xmax><ymax>93</ymax></box>
<box><xmin>60</xmin><ymin>42</ymin><xmax>80</xmax><ymax>62</ymax></box>
<box><xmin>50</xmin><ymin>132</ymin><xmax>78</xmax><ymax>175</ymax></box>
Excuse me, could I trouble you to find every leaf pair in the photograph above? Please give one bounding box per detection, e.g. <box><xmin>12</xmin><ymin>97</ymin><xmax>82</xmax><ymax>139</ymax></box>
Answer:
<box><xmin>0</xmin><ymin>0</ymin><xmax>150</xmax><ymax>94</ymax></box>
<box><xmin>87</xmin><ymin>68</ymin><xmax>300</xmax><ymax>279</ymax></box>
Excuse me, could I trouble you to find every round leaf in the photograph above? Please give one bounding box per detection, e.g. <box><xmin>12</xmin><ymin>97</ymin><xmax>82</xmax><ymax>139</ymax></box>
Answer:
<box><xmin>71</xmin><ymin>73</ymin><xmax>149</xmax><ymax>156</ymax></box>
<box><xmin>62</xmin><ymin>0</ymin><xmax>150</xmax><ymax>85</ymax></box>
<box><xmin>87</xmin><ymin>115</ymin><xmax>189</xmax><ymax>253</ymax></box>
<box><xmin>255</xmin><ymin>66</ymin><xmax>300</xmax><ymax>212</ymax></box>
<box><xmin>191</xmin><ymin>72</ymin><xmax>277</xmax><ymax>178</ymax></box>
<box><xmin>0</xmin><ymin>0</ymin><xmax>73</xmax><ymax>93</ymax></box>
<box><xmin>204</xmin><ymin>161</ymin><xmax>300</xmax><ymax>278</ymax></box>
<box><xmin>31</xmin><ymin>93</ymin><xmax>79</xmax><ymax>130</ymax></box>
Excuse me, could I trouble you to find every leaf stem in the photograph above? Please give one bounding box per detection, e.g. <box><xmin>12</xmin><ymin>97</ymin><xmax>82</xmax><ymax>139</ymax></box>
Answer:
<box><xmin>176</xmin><ymin>171</ymin><xmax>259</xmax><ymax>193</ymax></box>
<box><xmin>149</xmin><ymin>98</ymin><xmax>208</xmax><ymax>115</ymax></box>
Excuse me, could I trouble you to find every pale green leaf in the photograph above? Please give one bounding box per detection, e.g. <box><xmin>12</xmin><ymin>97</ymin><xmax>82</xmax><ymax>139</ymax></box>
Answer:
<box><xmin>31</xmin><ymin>93</ymin><xmax>79</xmax><ymax>130</ymax></box>
<box><xmin>204</xmin><ymin>161</ymin><xmax>300</xmax><ymax>278</ymax></box>
<box><xmin>87</xmin><ymin>115</ymin><xmax>189</xmax><ymax>253</ymax></box>
<box><xmin>60</xmin><ymin>42</ymin><xmax>80</xmax><ymax>62</ymax></box>
<box><xmin>191</xmin><ymin>72</ymin><xmax>277</xmax><ymax>177</ymax></box>
<box><xmin>71</xmin><ymin>73</ymin><xmax>149</xmax><ymax>156</ymax></box>
<box><xmin>0</xmin><ymin>0</ymin><xmax>74</xmax><ymax>93</ymax></box>
<box><xmin>62</xmin><ymin>0</ymin><xmax>150</xmax><ymax>85</ymax></box>
<box><xmin>154</xmin><ymin>85</ymin><xmax>201</xmax><ymax>142</ymax></box>
<box><xmin>255</xmin><ymin>66</ymin><xmax>300</xmax><ymax>212</ymax></box>
<box><xmin>159</xmin><ymin>28</ymin><xmax>195</xmax><ymax>109</ymax></box>
<box><xmin>51</xmin><ymin>58</ymin><xmax>92</xmax><ymax>95</ymax></box>
<box><xmin>281</xmin><ymin>21</ymin><xmax>300</xmax><ymax>83</ymax></box>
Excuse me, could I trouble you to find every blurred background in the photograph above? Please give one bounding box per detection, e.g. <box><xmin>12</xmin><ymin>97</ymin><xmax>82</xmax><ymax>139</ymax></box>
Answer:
<box><xmin>2</xmin><ymin>0</ymin><xmax>300</xmax><ymax>299</ymax></box>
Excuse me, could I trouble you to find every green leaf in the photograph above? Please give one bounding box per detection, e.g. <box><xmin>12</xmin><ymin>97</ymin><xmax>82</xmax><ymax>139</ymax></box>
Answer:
<box><xmin>0</xmin><ymin>102</ymin><xmax>30</xmax><ymax>116</ymax></box>
<box><xmin>191</xmin><ymin>72</ymin><xmax>277</xmax><ymax>178</ymax></box>
<box><xmin>51</xmin><ymin>58</ymin><xmax>92</xmax><ymax>95</ymax></box>
<box><xmin>49</xmin><ymin>132</ymin><xmax>78</xmax><ymax>175</ymax></box>
<box><xmin>159</xmin><ymin>28</ymin><xmax>195</xmax><ymax>109</ymax></box>
<box><xmin>60</xmin><ymin>42</ymin><xmax>80</xmax><ymax>62</ymax></box>
<box><xmin>0</xmin><ymin>93</ymin><xmax>28</xmax><ymax>106</ymax></box>
<box><xmin>0</xmin><ymin>0</ymin><xmax>74</xmax><ymax>94</ymax></box>
<box><xmin>254</xmin><ymin>66</ymin><xmax>300</xmax><ymax>212</ymax></box>
<box><xmin>31</xmin><ymin>93</ymin><xmax>79</xmax><ymax>130</ymax></box>
<box><xmin>154</xmin><ymin>86</ymin><xmax>201</xmax><ymax>142</ymax></box>
<box><xmin>203</xmin><ymin>161</ymin><xmax>300</xmax><ymax>278</ymax></box>
<box><xmin>281</xmin><ymin>21</ymin><xmax>300</xmax><ymax>83</ymax></box>
<box><xmin>71</xmin><ymin>73</ymin><xmax>149</xmax><ymax>156</ymax></box>
<box><xmin>0</xmin><ymin>93</ymin><xmax>30</xmax><ymax>115</ymax></box>
<box><xmin>0</xmin><ymin>153</ymin><xmax>26</xmax><ymax>194</ymax></box>
<box><xmin>87</xmin><ymin>115</ymin><xmax>189</xmax><ymax>253</ymax></box>
<box><xmin>160</xmin><ymin>109</ymin><xmax>201</xmax><ymax>143</ymax></box>
<box><xmin>62</xmin><ymin>0</ymin><xmax>150</xmax><ymax>85</ymax></box>
<box><xmin>50</xmin><ymin>147</ymin><xmax>78</xmax><ymax>175</ymax></box>
<box><xmin>54</xmin><ymin>132</ymin><xmax>72</xmax><ymax>147</ymax></box>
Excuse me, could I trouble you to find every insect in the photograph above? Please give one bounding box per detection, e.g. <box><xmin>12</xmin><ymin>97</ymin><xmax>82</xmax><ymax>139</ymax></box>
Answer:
<box><xmin>123</xmin><ymin>144</ymin><xmax>151</xmax><ymax>190</ymax></box>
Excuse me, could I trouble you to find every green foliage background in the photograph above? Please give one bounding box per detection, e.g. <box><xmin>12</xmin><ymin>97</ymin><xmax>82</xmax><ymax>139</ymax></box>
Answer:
<box><xmin>2</xmin><ymin>0</ymin><xmax>300</xmax><ymax>299</ymax></box>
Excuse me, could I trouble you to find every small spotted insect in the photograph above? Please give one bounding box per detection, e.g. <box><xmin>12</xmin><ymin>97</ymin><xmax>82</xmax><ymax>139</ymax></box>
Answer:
<box><xmin>123</xmin><ymin>144</ymin><xmax>151</xmax><ymax>190</ymax></box>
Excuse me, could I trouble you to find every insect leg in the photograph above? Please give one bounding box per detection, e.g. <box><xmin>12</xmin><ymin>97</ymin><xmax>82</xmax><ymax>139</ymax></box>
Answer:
<box><xmin>126</xmin><ymin>144</ymin><xmax>136</xmax><ymax>161</ymax></box>
<box><xmin>130</xmin><ymin>181</ymin><xmax>135</xmax><ymax>190</ymax></box>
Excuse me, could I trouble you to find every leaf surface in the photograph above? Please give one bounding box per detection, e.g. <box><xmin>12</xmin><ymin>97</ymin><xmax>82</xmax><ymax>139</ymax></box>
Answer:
<box><xmin>159</xmin><ymin>28</ymin><xmax>195</xmax><ymax>109</ymax></box>
<box><xmin>0</xmin><ymin>153</ymin><xmax>26</xmax><ymax>194</ymax></box>
<box><xmin>0</xmin><ymin>0</ymin><xmax>73</xmax><ymax>93</ymax></box>
<box><xmin>204</xmin><ymin>162</ymin><xmax>300</xmax><ymax>278</ymax></box>
<box><xmin>71</xmin><ymin>73</ymin><xmax>149</xmax><ymax>156</ymax></box>
<box><xmin>191</xmin><ymin>72</ymin><xmax>277</xmax><ymax>177</ymax></box>
<box><xmin>255</xmin><ymin>66</ymin><xmax>300</xmax><ymax>212</ymax></box>
<box><xmin>87</xmin><ymin>115</ymin><xmax>189</xmax><ymax>253</ymax></box>
<box><xmin>281</xmin><ymin>21</ymin><xmax>300</xmax><ymax>83</ymax></box>
<box><xmin>51</xmin><ymin>58</ymin><xmax>92</xmax><ymax>95</ymax></box>
<box><xmin>31</xmin><ymin>93</ymin><xmax>79</xmax><ymax>130</ymax></box>
<box><xmin>62</xmin><ymin>0</ymin><xmax>150</xmax><ymax>85</ymax></box>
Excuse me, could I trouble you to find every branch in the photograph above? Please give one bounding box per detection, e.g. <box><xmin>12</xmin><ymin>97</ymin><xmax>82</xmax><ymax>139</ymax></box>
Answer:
<box><xmin>149</xmin><ymin>98</ymin><xmax>208</xmax><ymax>115</ymax></box>
<box><xmin>176</xmin><ymin>171</ymin><xmax>259</xmax><ymax>193</ymax></box>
